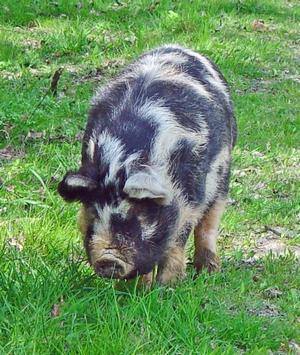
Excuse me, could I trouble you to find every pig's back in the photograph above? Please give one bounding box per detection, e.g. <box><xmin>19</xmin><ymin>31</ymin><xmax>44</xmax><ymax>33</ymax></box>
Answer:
<box><xmin>85</xmin><ymin>45</ymin><xmax>236</xmax><ymax>205</ymax></box>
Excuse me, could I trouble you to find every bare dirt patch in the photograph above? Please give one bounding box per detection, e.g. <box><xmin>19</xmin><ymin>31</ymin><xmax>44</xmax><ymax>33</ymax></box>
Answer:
<box><xmin>0</xmin><ymin>146</ymin><xmax>25</xmax><ymax>160</ymax></box>
<box><xmin>242</xmin><ymin>226</ymin><xmax>300</xmax><ymax>263</ymax></box>
<box><xmin>248</xmin><ymin>302</ymin><xmax>283</xmax><ymax>317</ymax></box>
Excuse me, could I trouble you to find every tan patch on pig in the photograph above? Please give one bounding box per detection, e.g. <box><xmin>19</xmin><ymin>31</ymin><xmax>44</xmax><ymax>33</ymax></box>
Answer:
<box><xmin>194</xmin><ymin>199</ymin><xmax>226</xmax><ymax>272</ymax></box>
<box><xmin>78</xmin><ymin>205</ymin><xmax>94</xmax><ymax>236</ymax></box>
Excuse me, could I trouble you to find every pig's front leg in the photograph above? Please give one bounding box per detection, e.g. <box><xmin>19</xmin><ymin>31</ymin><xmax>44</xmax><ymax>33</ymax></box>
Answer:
<box><xmin>156</xmin><ymin>246</ymin><xmax>186</xmax><ymax>285</ymax></box>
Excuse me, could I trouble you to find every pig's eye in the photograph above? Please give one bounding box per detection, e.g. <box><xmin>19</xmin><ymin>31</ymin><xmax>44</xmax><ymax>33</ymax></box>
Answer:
<box><xmin>86</xmin><ymin>203</ymin><xmax>97</xmax><ymax>212</ymax></box>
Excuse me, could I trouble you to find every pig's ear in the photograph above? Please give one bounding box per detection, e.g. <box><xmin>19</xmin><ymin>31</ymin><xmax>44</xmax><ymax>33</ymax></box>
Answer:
<box><xmin>57</xmin><ymin>171</ymin><xmax>98</xmax><ymax>202</ymax></box>
<box><xmin>123</xmin><ymin>167</ymin><xmax>171</xmax><ymax>204</ymax></box>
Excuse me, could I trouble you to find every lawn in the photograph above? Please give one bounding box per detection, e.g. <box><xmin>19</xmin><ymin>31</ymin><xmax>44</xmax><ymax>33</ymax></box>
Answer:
<box><xmin>0</xmin><ymin>0</ymin><xmax>299</xmax><ymax>353</ymax></box>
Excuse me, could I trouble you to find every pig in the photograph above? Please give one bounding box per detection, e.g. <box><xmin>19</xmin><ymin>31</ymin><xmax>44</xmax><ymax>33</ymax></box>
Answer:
<box><xmin>58</xmin><ymin>44</ymin><xmax>237</xmax><ymax>285</ymax></box>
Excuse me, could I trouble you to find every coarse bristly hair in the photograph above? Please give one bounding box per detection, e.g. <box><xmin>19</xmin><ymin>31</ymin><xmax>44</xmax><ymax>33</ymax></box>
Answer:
<box><xmin>58</xmin><ymin>44</ymin><xmax>237</xmax><ymax>283</ymax></box>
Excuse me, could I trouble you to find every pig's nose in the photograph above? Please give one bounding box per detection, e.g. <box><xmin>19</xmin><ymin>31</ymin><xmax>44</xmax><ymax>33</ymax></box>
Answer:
<box><xmin>95</xmin><ymin>259</ymin><xmax>125</xmax><ymax>278</ymax></box>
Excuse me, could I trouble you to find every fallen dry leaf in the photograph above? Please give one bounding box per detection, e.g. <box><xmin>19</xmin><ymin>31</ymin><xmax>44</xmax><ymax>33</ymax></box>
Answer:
<box><xmin>51</xmin><ymin>296</ymin><xmax>64</xmax><ymax>318</ymax></box>
<box><xmin>21</xmin><ymin>113</ymin><xmax>29</xmax><ymax>121</ymax></box>
<box><xmin>102</xmin><ymin>30</ymin><xmax>119</xmax><ymax>44</ymax></box>
<box><xmin>89</xmin><ymin>9</ymin><xmax>102</xmax><ymax>16</ymax></box>
<box><xmin>233</xmin><ymin>166</ymin><xmax>260</xmax><ymax>178</ymax></box>
<box><xmin>77</xmin><ymin>1</ymin><xmax>84</xmax><ymax>9</ymax></box>
<box><xmin>252</xmin><ymin>151</ymin><xmax>265</xmax><ymax>159</ymax></box>
<box><xmin>28</xmin><ymin>68</ymin><xmax>50</xmax><ymax>77</ymax></box>
<box><xmin>63</xmin><ymin>63</ymin><xmax>86</xmax><ymax>74</ymax></box>
<box><xmin>124</xmin><ymin>33</ymin><xmax>137</xmax><ymax>44</ymax></box>
<box><xmin>50</xmin><ymin>68</ymin><xmax>64</xmax><ymax>96</ymax></box>
<box><xmin>255</xmin><ymin>181</ymin><xmax>266</xmax><ymax>190</ymax></box>
<box><xmin>26</xmin><ymin>131</ymin><xmax>44</xmax><ymax>140</ymax></box>
<box><xmin>7</xmin><ymin>234</ymin><xmax>25</xmax><ymax>251</ymax></box>
<box><xmin>21</xmin><ymin>38</ymin><xmax>41</xmax><ymax>49</ymax></box>
<box><xmin>102</xmin><ymin>58</ymin><xmax>126</xmax><ymax>69</ymax></box>
<box><xmin>252</xmin><ymin>19</ymin><xmax>268</xmax><ymax>32</ymax></box>
<box><xmin>51</xmin><ymin>304</ymin><xmax>60</xmax><ymax>317</ymax></box>
<box><xmin>265</xmin><ymin>287</ymin><xmax>283</xmax><ymax>299</ymax></box>
<box><xmin>6</xmin><ymin>185</ymin><xmax>15</xmax><ymax>193</ymax></box>
<box><xmin>0</xmin><ymin>70</ymin><xmax>22</xmax><ymax>80</ymax></box>
<box><xmin>148</xmin><ymin>0</ymin><xmax>160</xmax><ymax>13</ymax></box>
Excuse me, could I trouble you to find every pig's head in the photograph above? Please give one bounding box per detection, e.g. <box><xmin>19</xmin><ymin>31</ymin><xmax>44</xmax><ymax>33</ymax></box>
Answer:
<box><xmin>58</xmin><ymin>164</ymin><xmax>177</xmax><ymax>279</ymax></box>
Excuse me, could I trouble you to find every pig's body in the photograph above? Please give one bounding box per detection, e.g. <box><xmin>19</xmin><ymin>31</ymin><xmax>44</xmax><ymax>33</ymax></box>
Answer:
<box><xmin>58</xmin><ymin>45</ymin><xmax>236</xmax><ymax>285</ymax></box>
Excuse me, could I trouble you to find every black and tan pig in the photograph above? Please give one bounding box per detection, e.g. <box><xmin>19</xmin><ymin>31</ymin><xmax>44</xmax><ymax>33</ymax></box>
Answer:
<box><xmin>58</xmin><ymin>44</ymin><xmax>237</xmax><ymax>285</ymax></box>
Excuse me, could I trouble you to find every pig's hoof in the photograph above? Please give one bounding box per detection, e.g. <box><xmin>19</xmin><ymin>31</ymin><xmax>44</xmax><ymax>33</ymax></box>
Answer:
<box><xmin>156</xmin><ymin>270</ymin><xmax>186</xmax><ymax>286</ymax></box>
<box><xmin>139</xmin><ymin>272</ymin><xmax>153</xmax><ymax>289</ymax></box>
<box><xmin>194</xmin><ymin>248</ymin><xmax>220</xmax><ymax>273</ymax></box>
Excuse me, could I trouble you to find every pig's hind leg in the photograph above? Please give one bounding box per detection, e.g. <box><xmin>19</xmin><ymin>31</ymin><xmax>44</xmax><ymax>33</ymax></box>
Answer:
<box><xmin>193</xmin><ymin>198</ymin><xmax>226</xmax><ymax>273</ymax></box>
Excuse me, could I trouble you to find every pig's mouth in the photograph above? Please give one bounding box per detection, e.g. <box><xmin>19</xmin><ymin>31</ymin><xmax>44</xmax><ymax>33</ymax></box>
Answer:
<box><xmin>93</xmin><ymin>251</ymin><xmax>135</xmax><ymax>279</ymax></box>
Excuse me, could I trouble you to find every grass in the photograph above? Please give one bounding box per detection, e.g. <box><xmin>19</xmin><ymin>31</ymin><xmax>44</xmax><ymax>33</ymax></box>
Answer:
<box><xmin>0</xmin><ymin>0</ymin><xmax>299</xmax><ymax>353</ymax></box>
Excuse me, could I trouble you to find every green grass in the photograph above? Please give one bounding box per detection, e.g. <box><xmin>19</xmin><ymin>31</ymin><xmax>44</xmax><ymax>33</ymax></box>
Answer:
<box><xmin>0</xmin><ymin>0</ymin><xmax>299</xmax><ymax>353</ymax></box>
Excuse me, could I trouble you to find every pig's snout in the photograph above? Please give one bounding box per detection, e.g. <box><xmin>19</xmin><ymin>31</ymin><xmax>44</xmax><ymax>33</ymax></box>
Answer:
<box><xmin>95</xmin><ymin>258</ymin><xmax>125</xmax><ymax>278</ymax></box>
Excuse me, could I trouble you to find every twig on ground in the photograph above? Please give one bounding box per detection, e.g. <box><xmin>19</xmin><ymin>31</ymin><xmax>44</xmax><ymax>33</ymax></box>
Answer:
<box><xmin>50</xmin><ymin>68</ymin><xmax>63</xmax><ymax>96</ymax></box>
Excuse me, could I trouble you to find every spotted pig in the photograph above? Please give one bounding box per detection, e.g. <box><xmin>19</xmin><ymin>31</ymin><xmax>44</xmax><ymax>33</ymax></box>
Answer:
<box><xmin>58</xmin><ymin>44</ymin><xmax>237</xmax><ymax>285</ymax></box>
